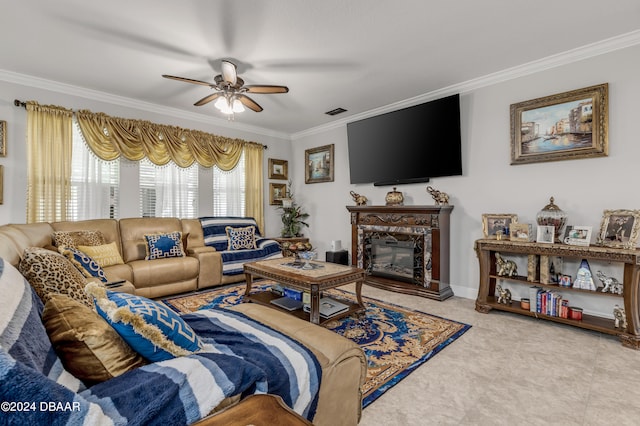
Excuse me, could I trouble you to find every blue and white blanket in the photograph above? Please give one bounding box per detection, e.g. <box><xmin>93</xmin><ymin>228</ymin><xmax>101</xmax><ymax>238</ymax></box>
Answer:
<box><xmin>0</xmin><ymin>258</ymin><xmax>320</xmax><ymax>425</ymax></box>
<box><xmin>199</xmin><ymin>216</ymin><xmax>282</xmax><ymax>275</ymax></box>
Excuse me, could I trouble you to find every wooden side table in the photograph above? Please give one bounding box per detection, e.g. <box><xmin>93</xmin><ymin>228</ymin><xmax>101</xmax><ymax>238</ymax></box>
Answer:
<box><xmin>192</xmin><ymin>394</ymin><xmax>313</xmax><ymax>426</ymax></box>
<box><xmin>272</xmin><ymin>236</ymin><xmax>310</xmax><ymax>257</ymax></box>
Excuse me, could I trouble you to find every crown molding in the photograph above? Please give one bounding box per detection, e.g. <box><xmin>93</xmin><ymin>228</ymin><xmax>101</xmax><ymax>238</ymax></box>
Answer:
<box><xmin>0</xmin><ymin>69</ymin><xmax>290</xmax><ymax>140</ymax></box>
<box><xmin>292</xmin><ymin>29</ymin><xmax>640</xmax><ymax>140</ymax></box>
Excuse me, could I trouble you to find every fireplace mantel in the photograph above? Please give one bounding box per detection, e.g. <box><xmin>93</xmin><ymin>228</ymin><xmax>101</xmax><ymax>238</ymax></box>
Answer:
<box><xmin>346</xmin><ymin>205</ymin><xmax>454</xmax><ymax>301</ymax></box>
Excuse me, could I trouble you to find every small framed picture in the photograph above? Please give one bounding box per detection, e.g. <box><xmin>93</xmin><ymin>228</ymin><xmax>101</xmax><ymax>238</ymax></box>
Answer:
<box><xmin>269</xmin><ymin>182</ymin><xmax>287</xmax><ymax>205</ymax></box>
<box><xmin>598</xmin><ymin>209</ymin><xmax>640</xmax><ymax>249</ymax></box>
<box><xmin>268</xmin><ymin>158</ymin><xmax>288</xmax><ymax>180</ymax></box>
<box><xmin>564</xmin><ymin>226</ymin><xmax>592</xmax><ymax>247</ymax></box>
<box><xmin>305</xmin><ymin>144</ymin><xmax>334</xmax><ymax>184</ymax></box>
<box><xmin>510</xmin><ymin>223</ymin><xmax>532</xmax><ymax>242</ymax></box>
<box><xmin>481</xmin><ymin>214</ymin><xmax>518</xmax><ymax>239</ymax></box>
<box><xmin>536</xmin><ymin>225</ymin><xmax>555</xmax><ymax>243</ymax></box>
<box><xmin>0</xmin><ymin>120</ymin><xmax>5</xmax><ymax>157</ymax></box>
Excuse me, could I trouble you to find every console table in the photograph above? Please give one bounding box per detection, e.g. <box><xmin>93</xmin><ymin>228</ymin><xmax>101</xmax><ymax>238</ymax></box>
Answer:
<box><xmin>474</xmin><ymin>238</ymin><xmax>640</xmax><ymax>349</ymax></box>
<box><xmin>347</xmin><ymin>205</ymin><xmax>454</xmax><ymax>300</ymax></box>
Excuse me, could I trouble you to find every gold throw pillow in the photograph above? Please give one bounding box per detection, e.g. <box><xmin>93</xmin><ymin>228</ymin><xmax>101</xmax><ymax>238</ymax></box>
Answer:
<box><xmin>77</xmin><ymin>241</ymin><xmax>124</xmax><ymax>267</ymax></box>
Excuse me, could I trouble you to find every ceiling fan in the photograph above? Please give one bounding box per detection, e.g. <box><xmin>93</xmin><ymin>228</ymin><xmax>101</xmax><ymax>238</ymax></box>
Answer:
<box><xmin>162</xmin><ymin>60</ymin><xmax>289</xmax><ymax>115</ymax></box>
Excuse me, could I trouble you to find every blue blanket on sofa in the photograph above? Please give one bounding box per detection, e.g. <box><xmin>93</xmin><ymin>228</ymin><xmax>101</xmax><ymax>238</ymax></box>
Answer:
<box><xmin>199</xmin><ymin>216</ymin><xmax>282</xmax><ymax>275</ymax></box>
<box><xmin>0</xmin><ymin>258</ymin><xmax>321</xmax><ymax>425</ymax></box>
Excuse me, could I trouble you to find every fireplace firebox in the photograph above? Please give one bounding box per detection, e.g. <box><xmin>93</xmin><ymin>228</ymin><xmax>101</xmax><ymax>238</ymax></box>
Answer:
<box><xmin>347</xmin><ymin>205</ymin><xmax>453</xmax><ymax>300</ymax></box>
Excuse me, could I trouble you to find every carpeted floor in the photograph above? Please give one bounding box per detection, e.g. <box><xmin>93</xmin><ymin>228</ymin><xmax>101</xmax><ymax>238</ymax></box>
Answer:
<box><xmin>162</xmin><ymin>282</ymin><xmax>471</xmax><ymax>407</ymax></box>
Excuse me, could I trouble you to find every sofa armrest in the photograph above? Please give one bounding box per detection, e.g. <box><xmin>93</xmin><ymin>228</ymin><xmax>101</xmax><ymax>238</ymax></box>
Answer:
<box><xmin>188</xmin><ymin>247</ymin><xmax>223</xmax><ymax>288</ymax></box>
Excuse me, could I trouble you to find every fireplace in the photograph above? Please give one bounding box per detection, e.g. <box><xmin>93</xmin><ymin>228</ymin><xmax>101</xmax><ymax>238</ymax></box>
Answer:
<box><xmin>347</xmin><ymin>205</ymin><xmax>453</xmax><ymax>300</ymax></box>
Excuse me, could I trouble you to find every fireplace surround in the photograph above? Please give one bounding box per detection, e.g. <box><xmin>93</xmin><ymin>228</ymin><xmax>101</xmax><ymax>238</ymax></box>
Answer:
<box><xmin>347</xmin><ymin>205</ymin><xmax>454</xmax><ymax>300</ymax></box>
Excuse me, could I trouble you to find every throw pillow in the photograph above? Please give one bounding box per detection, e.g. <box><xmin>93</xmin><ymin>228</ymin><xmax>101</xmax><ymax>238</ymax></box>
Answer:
<box><xmin>77</xmin><ymin>241</ymin><xmax>124</xmax><ymax>267</ymax></box>
<box><xmin>42</xmin><ymin>294</ymin><xmax>147</xmax><ymax>385</ymax></box>
<box><xmin>18</xmin><ymin>247</ymin><xmax>94</xmax><ymax>308</ymax></box>
<box><xmin>85</xmin><ymin>282</ymin><xmax>204</xmax><ymax>362</ymax></box>
<box><xmin>52</xmin><ymin>230</ymin><xmax>106</xmax><ymax>249</ymax></box>
<box><xmin>225</xmin><ymin>225</ymin><xmax>257</xmax><ymax>250</ymax></box>
<box><xmin>144</xmin><ymin>232</ymin><xmax>185</xmax><ymax>260</ymax></box>
<box><xmin>59</xmin><ymin>246</ymin><xmax>109</xmax><ymax>283</ymax></box>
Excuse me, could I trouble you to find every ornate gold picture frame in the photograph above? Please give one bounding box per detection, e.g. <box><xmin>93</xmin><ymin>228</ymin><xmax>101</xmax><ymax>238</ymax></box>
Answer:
<box><xmin>269</xmin><ymin>182</ymin><xmax>287</xmax><ymax>205</ymax></box>
<box><xmin>598</xmin><ymin>209</ymin><xmax>640</xmax><ymax>249</ymax></box>
<box><xmin>268</xmin><ymin>158</ymin><xmax>288</xmax><ymax>180</ymax></box>
<box><xmin>305</xmin><ymin>144</ymin><xmax>334</xmax><ymax>184</ymax></box>
<box><xmin>0</xmin><ymin>120</ymin><xmax>6</xmax><ymax>157</ymax></box>
<box><xmin>481</xmin><ymin>213</ymin><xmax>518</xmax><ymax>239</ymax></box>
<box><xmin>510</xmin><ymin>83</ymin><xmax>608</xmax><ymax>165</ymax></box>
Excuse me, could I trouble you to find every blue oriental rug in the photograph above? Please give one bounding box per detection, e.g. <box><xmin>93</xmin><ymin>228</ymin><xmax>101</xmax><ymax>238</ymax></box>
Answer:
<box><xmin>163</xmin><ymin>283</ymin><xmax>471</xmax><ymax>408</ymax></box>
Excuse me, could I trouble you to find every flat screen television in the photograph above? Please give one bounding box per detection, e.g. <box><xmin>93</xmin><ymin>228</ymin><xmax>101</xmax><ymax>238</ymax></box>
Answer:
<box><xmin>347</xmin><ymin>93</ymin><xmax>462</xmax><ymax>186</ymax></box>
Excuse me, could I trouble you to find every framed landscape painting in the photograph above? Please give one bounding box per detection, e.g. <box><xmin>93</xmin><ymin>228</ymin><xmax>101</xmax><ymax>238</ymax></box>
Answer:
<box><xmin>510</xmin><ymin>83</ymin><xmax>608</xmax><ymax>165</ymax></box>
<box><xmin>268</xmin><ymin>158</ymin><xmax>288</xmax><ymax>180</ymax></box>
<box><xmin>305</xmin><ymin>144</ymin><xmax>334</xmax><ymax>184</ymax></box>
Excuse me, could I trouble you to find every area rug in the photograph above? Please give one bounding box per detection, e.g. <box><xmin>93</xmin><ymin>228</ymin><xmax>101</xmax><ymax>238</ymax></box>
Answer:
<box><xmin>162</xmin><ymin>283</ymin><xmax>471</xmax><ymax>408</ymax></box>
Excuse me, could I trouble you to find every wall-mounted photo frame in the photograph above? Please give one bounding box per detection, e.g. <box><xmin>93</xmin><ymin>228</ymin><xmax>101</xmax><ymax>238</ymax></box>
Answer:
<box><xmin>510</xmin><ymin>83</ymin><xmax>608</xmax><ymax>165</ymax></box>
<box><xmin>268</xmin><ymin>158</ymin><xmax>288</xmax><ymax>180</ymax></box>
<box><xmin>536</xmin><ymin>225</ymin><xmax>555</xmax><ymax>244</ymax></box>
<box><xmin>0</xmin><ymin>120</ymin><xmax>6</xmax><ymax>157</ymax></box>
<box><xmin>510</xmin><ymin>223</ymin><xmax>532</xmax><ymax>242</ymax></box>
<box><xmin>481</xmin><ymin>214</ymin><xmax>518</xmax><ymax>239</ymax></box>
<box><xmin>564</xmin><ymin>225</ymin><xmax>592</xmax><ymax>247</ymax></box>
<box><xmin>598</xmin><ymin>209</ymin><xmax>640</xmax><ymax>249</ymax></box>
<box><xmin>269</xmin><ymin>182</ymin><xmax>287</xmax><ymax>206</ymax></box>
<box><xmin>305</xmin><ymin>144</ymin><xmax>334</xmax><ymax>184</ymax></box>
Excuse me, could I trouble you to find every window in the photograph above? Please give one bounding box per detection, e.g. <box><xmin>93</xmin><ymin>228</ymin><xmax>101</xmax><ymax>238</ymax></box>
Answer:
<box><xmin>213</xmin><ymin>151</ymin><xmax>245</xmax><ymax>216</ymax></box>
<box><xmin>69</xmin><ymin>120</ymin><xmax>120</xmax><ymax>220</ymax></box>
<box><xmin>139</xmin><ymin>159</ymin><xmax>198</xmax><ymax>218</ymax></box>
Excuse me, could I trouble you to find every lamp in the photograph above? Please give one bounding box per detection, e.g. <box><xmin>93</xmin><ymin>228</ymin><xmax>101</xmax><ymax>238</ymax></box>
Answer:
<box><xmin>214</xmin><ymin>94</ymin><xmax>245</xmax><ymax>118</ymax></box>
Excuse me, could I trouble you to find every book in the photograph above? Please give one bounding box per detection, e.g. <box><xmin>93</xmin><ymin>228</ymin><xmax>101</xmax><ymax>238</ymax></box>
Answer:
<box><xmin>303</xmin><ymin>297</ymin><xmax>350</xmax><ymax>318</ymax></box>
<box><xmin>270</xmin><ymin>296</ymin><xmax>304</xmax><ymax>311</ymax></box>
<box><xmin>529</xmin><ymin>286</ymin><xmax>541</xmax><ymax>313</ymax></box>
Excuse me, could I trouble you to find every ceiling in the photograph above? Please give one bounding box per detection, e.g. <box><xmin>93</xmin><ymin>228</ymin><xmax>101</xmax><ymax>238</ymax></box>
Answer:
<box><xmin>1</xmin><ymin>0</ymin><xmax>640</xmax><ymax>137</ymax></box>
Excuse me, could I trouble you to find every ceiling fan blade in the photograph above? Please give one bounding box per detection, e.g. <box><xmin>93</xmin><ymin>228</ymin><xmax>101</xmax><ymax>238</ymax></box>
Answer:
<box><xmin>244</xmin><ymin>85</ymin><xmax>289</xmax><ymax>94</ymax></box>
<box><xmin>162</xmin><ymin>74</ymin><xmax>213</xmax><ymax>87</ymax></box>
<box><xmin>194</xmin><ymin>92</ymin><xmax>223</xmax><ymax>106</ymax></box>
<box><xmin>236</xmin><ymin>94</ymin><xmax>263</xmax><ymax>112</ymax></box>
<box><xmin>221</xmin><ymin>60</ymin><xmax>237</xmax><ymax>85</ymax></box>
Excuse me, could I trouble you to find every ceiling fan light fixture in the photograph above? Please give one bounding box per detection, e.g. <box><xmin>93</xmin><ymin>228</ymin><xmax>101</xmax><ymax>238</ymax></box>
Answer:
<box><xmin>232</xmin><ymin>98</ymin><xmax>245</xmax><ymax>113</ymax></box>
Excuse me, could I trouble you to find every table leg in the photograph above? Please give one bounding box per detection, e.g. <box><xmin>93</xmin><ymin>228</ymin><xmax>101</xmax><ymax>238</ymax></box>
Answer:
<box><xmin>310</xmin><ymin>284</ymin><xmax>320</xmax><ymax>324</ymax></box>
<box><xmin>243</xmin><ymin>273</ymin><xmax>253</xmax><ymax>301</ymax></box>
<box><xmin>355</xmin><ymin>279</ymin><xmax>364</xmax><ymax>309</ymax></box>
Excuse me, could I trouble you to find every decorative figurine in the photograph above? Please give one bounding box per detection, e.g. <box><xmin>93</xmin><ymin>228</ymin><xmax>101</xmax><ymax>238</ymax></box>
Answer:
<box><xmin>385</xmin><ymin>187</ymin><xmax>404</xmax><ymax>206</ymax></box>
<box><xmin>596</xmin><ymin>270</ymin><xmax>623</xmax><ymax>295</ymax></box>
<box><xmin>495</xmin><ymin>253</ymin><xmax>517</xmax><ymax>277</ymax></box>
<box><xmin>613</xmin><ymin>305</ymin><xmax>627</xmax><ymax>330</ymax></box>
<box><xmin>349</xmin><ymin>190</ymin><xmax>368</xmax><ymax>206</ymax></box>
<box><xmin>573</xmin><ymin>259</ymin><xmax>596</xmax><ymax>291</ymax></box>
<box><xmin>426</xmin><ymin>186</ymin><xmax>450</xmax><ymax>205</ymax></box>
<box><xmin>496</xmin><ymin>284</ymin><xmax>512</xmax><ymax>305</ymax></box>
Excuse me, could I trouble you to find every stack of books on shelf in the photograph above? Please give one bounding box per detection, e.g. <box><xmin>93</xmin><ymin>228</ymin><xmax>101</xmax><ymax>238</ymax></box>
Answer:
<box><xmin>528</xmin><ymin>286</ymin><xmax>569</xmax><ymax>318</ymax></box>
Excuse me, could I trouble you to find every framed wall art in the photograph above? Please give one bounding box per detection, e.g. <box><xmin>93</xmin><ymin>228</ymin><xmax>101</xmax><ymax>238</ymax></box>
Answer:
<box><xmin>510</xmin><ymin>83</ymin><xmax>608</xmax><ymax>165</ymax></box>
<box><xmin>598</xmin><ymin>209</ymin><xmax>640</xmax><ymax>249</ymax></box>
<box><xmin>0</xmin><ymin>120</ymin><xmax>6</xmax><ymax>157</ymax></box>
<box><xmin>481</xmin><ymin>213</ymin><xmax>518</xmax><ymax>239</ymax></box>
<box><xmin>269</xmin><ymin>182</ymin><xmax>287</xmax><ymax>205</ymax></box>
<box><xmin>268</xmin><ymin>158</ymin><xmax>288</xmax><ymax>180</ymax></box>
<box><xmin>305</xmin><ymin>144</ymin><xmax>334</xmax><ymax>184</ymax></box>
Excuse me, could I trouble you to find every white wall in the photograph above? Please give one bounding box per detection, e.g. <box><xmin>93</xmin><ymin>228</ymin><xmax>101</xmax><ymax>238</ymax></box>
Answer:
<box><xmin>0</xmin><ymin>80</ymin><xmax>291</xmax><ymax>237</ymax></box>
<box><xmin>292</xmin><ymin>44</ymin><xmax>640</xmax><ymax>317</ymax></box>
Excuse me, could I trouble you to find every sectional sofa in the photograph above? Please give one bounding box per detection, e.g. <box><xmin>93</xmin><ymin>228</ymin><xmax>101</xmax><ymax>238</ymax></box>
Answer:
<box><xmin>0</xmin><ymin>218</ymin><xmax>367</xmax><ymax>425</ymax></box>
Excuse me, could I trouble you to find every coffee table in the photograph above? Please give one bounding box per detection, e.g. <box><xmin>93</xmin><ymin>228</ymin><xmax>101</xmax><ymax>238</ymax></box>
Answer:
<box><xmin>243</xmin><ymin>257</ymin><xmax>366</xmax><ymax>325</ymax></box>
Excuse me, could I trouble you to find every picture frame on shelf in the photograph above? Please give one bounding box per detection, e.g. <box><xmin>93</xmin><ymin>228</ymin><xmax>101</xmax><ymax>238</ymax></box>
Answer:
<box><xmin>305</xmin><ymin>144</ymin><xmax>334</xmax><ymax>184</ymax></box>
<box><xmin>510</xmin><ymin>223</ymin><xmax>533</xmax><ymax>242</ymax></box>
<box><xmin>510</xmin><ymin>83</ymin><xmax>608</xmax><ymax>165</ymax></box>
<box><xmin>564</xmin><ymin>225</ymin><xmax>592</xmax><ymax>246</ymax></box>
<box><xmin>0</xmin><ymin>120</ymin><xmax>6</xmax><ymax>157</ymax></box>
<box><xmin>269</xmin><ymin>182</ymin><xmax>287</xmax><ymax>206</ymax></box>
<box><xmin>268</xmin><ymin>158</ymin><xmax>288</xmax><ymax>180</ymax></box>
<box><xmin>481</xmin><ymin>213</ymin><xmax>518</xmax><ymax>239</ymax></box>
<box><xmin>536</xmin><ymin>225</ymin><xmax>555</xmax><ymax>244</ymax></box>
<box><xmin>597</xmin><ymin>209</ymin><xmax>640</xmax><ymax>249</ymax></box>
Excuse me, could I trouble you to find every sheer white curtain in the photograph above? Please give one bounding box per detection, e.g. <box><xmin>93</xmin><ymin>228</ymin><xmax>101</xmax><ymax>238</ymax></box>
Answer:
<box><xmin>69</xmin><ymin>119</ymin><xmax>120</xmax><ymax>220</ymax></box>
<box><xmin>213</xmin><ymin>151</ymin><xmax>245</xmax><ymax>216</ymax></box>
<box><xmin>139</xmin><ymin>159</ymin><xmax>198</xmax><ymax>218</ymax></box>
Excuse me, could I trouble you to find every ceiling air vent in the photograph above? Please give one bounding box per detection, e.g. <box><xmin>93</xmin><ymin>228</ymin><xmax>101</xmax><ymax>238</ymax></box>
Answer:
<box><xmin>325</xmin><ymin>107</ymin><xmax>347</xmax><ymax>116</ymax></box>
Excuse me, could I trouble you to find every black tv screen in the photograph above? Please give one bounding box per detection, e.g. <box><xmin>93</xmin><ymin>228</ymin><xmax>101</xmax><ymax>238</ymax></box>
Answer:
<box><xmin>347</xmin><ymin>94</ymin><xmax>462</xmax><ymax>186</ymax></box>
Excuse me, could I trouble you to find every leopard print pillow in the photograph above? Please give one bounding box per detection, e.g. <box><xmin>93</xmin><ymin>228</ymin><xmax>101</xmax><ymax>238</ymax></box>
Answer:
<box><xmin>18</xmin><ymin>247</ymin><xmax>94</xmax><ymax>308</ymax></box>
<box><xmin>52</xmin><ymin>230</ymin><xmax>106</xmax><ymax>249</ymax></box>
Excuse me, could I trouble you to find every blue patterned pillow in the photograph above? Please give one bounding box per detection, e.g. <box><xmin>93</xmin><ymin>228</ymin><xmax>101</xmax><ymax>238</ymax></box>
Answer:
<box><xmin>144</xmin><ymin>232</ymin><xmax>185</xmax><ymax>260</ymax></box>
<box><xmin>60</xmin><ymin>246</ymin><xmax>109</xmax><ymax>283</ymax></box>
<box><xmin>225</xmin><ymin>225</ymin><xmax>257</xmax><ymax>250</ymax></box>
<box><xmin>85</xmin><ymin>283</ymin><xmax>203</xmax><ymax>362</ymax></box>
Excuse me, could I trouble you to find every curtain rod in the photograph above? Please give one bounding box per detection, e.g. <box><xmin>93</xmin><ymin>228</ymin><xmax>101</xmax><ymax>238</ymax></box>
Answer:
<box><xmin>13</xmin><ymin>98</ymin><xmax>267</xmax><ymax>149</ymax></box>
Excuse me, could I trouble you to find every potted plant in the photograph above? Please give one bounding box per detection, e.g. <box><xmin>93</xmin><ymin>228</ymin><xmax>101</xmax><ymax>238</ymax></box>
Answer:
<box><xmin>277</xmin><ymin>182</ymin><xmax>309</xmax><ymax>237</ymax></box>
